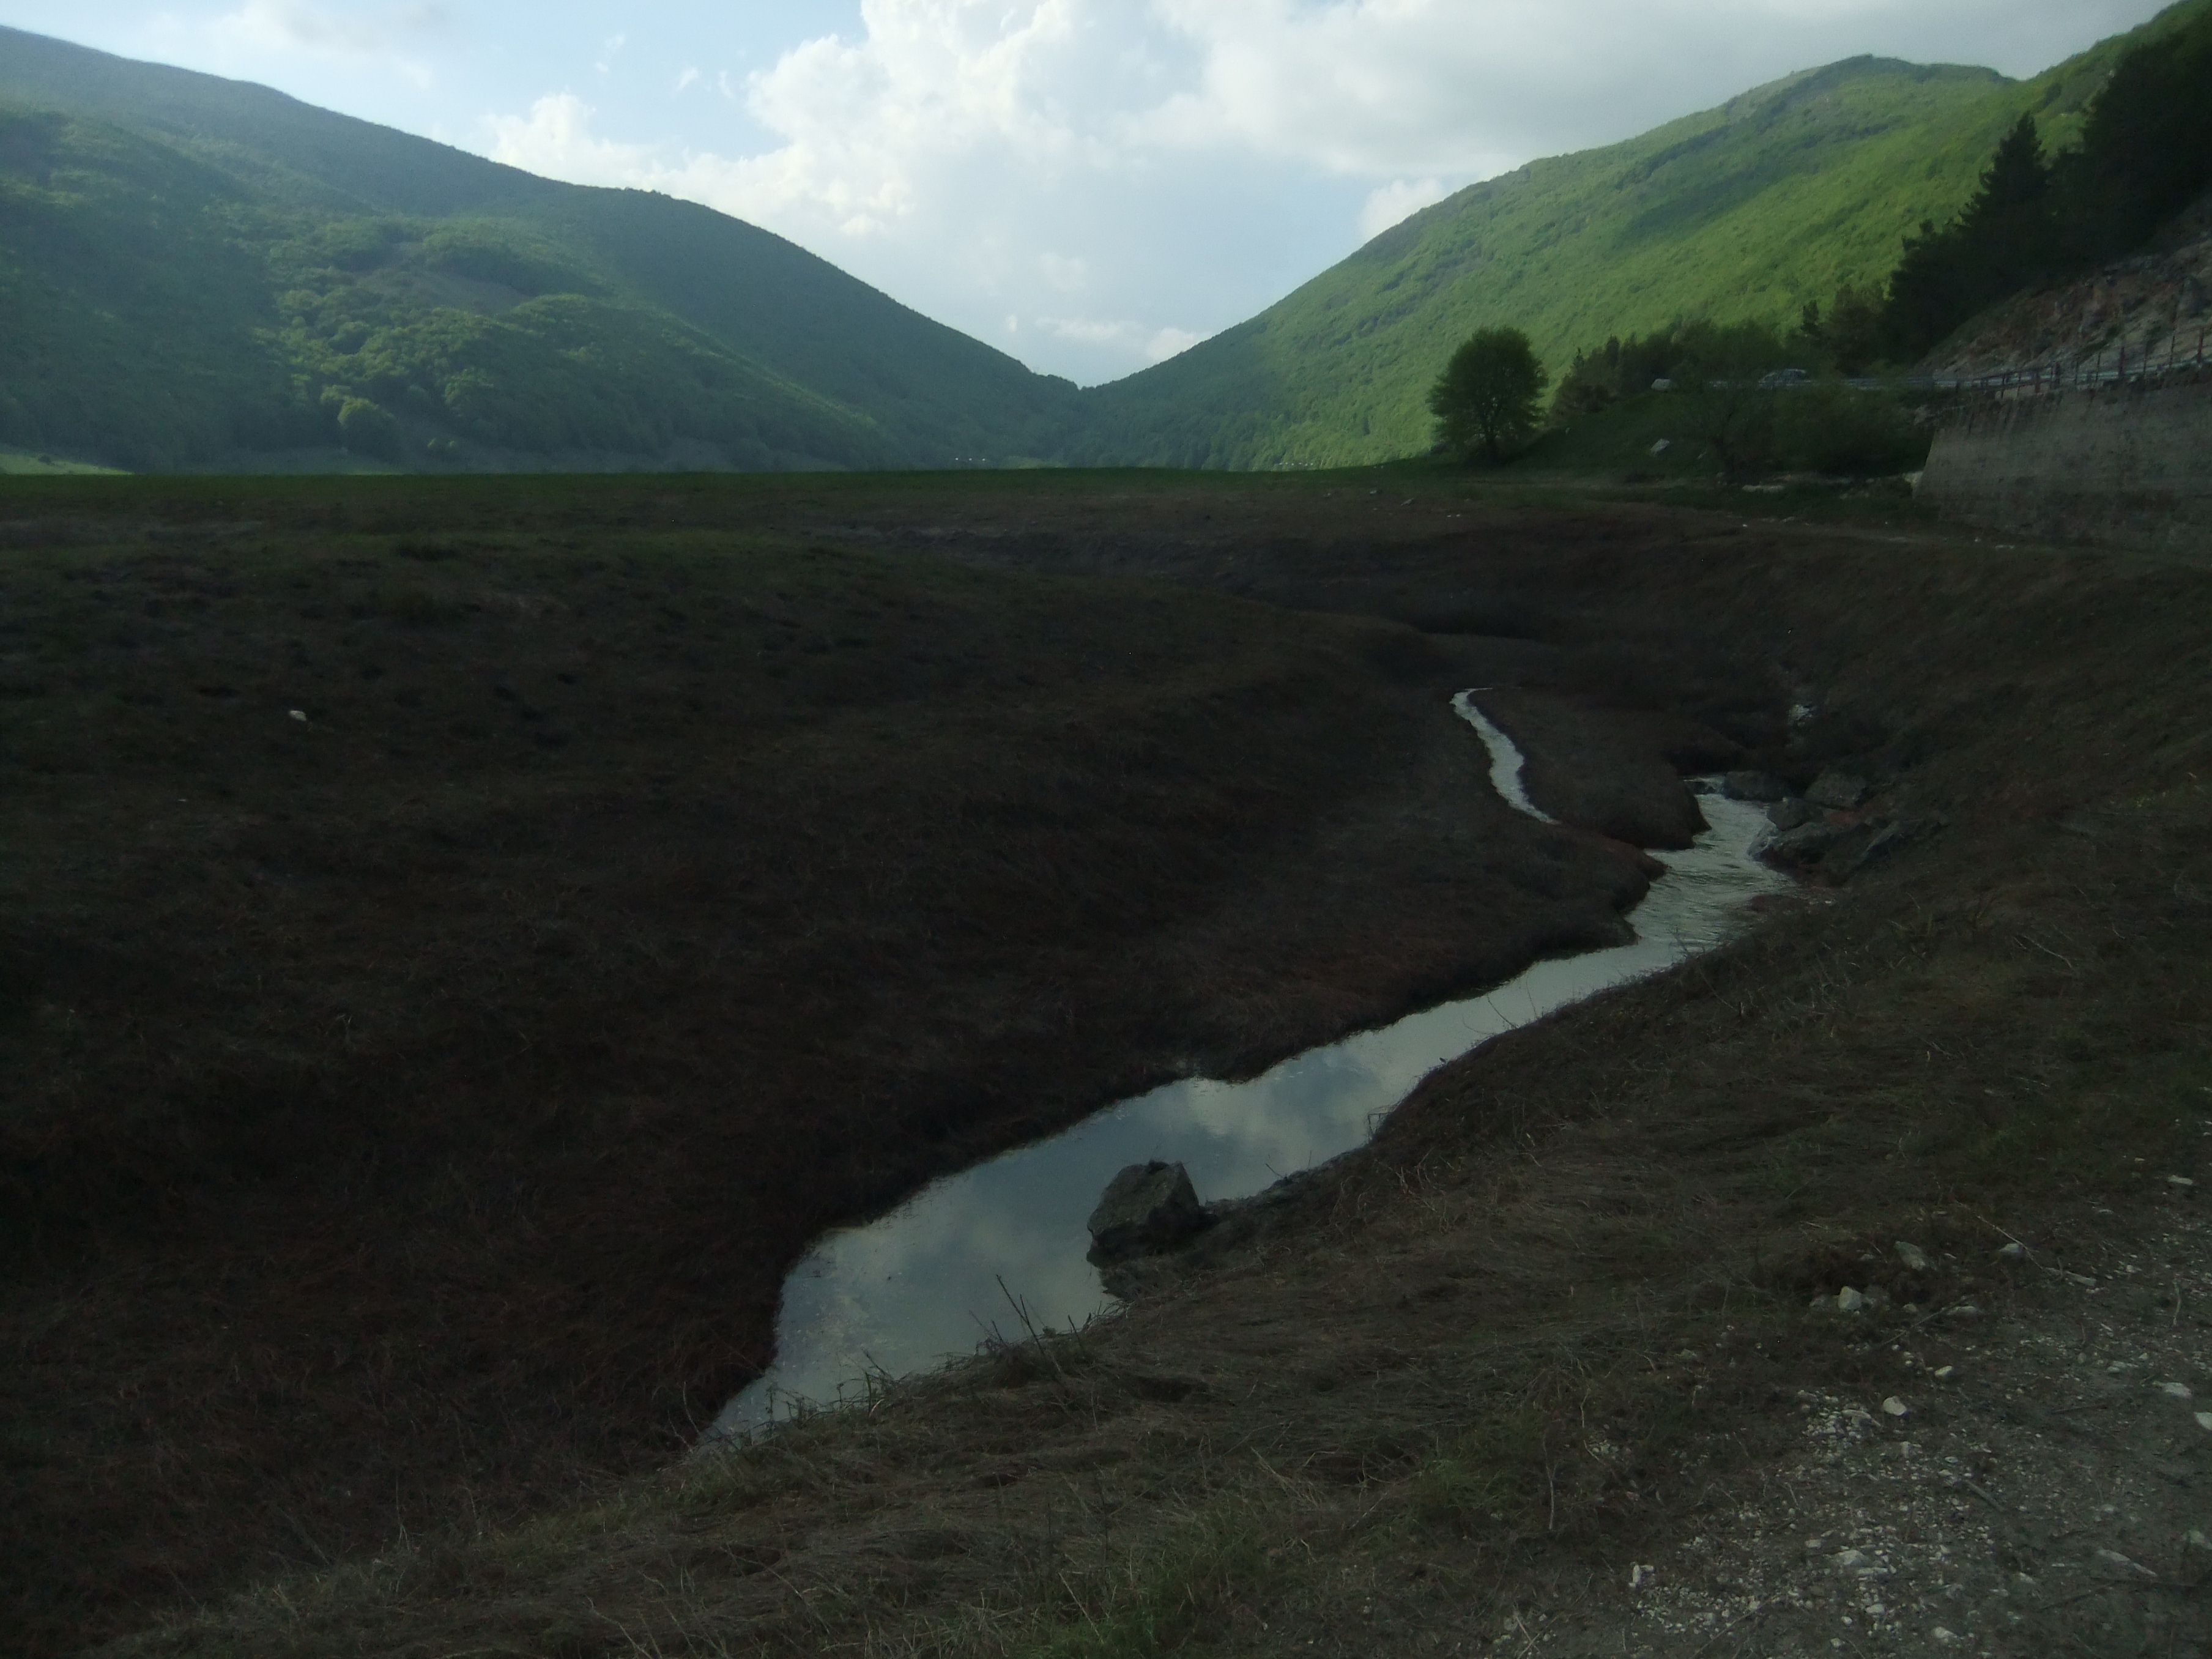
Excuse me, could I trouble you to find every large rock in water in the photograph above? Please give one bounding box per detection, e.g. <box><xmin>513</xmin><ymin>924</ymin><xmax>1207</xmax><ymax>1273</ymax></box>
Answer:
<box><xmin>1086</xmin><ymin>1161</ymin><xmax>1210</xmax><ymax>1265</ymax></box>
<box><xmin>1763</xmin><ymin>821</ymin><xmax>1845</xmax><ymax>866</ymax></box>
<box><xmin>1721</xmin><ymin>770</ymin><xmax>1789</xmax><ymax>803</ymax></box>
<box><xmin>1806</xmin><ymin>770</ymin><xmax>1872</xmax><ymax>809</ymax></box>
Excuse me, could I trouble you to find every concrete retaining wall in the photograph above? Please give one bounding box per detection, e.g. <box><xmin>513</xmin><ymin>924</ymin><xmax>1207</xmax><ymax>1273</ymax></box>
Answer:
<box><xmin>1918</xmin><ymin>372</ymin><xmax>2212</xmax><ymax>554</ymax></box>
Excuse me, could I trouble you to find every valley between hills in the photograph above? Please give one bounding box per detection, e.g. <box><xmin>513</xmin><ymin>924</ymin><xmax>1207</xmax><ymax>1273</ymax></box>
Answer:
<box><xmin>4</xmin><ymin>4</ymin><xmax>2212</xmax><ymax>1656</ymax></box>
<box><xmin>5</xmin><ymin>0</ymin><xmax>2209</xmax><ymax>478</ymax></box>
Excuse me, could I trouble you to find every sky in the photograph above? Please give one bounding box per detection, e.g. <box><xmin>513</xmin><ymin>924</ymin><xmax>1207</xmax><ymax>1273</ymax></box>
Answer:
<box><xmin>0</xmin><ymin>0</ymin><xmax>2178</xmax><ymax>384</ymax></box>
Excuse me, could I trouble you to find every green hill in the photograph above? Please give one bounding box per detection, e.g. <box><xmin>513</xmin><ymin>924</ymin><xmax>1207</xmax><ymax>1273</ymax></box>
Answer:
<box><xmin>8</xmin><ymin>4</ymin><xmax>2209</xmax><ymax>475</ymax></box>
<box><xmin>1070</xmin><ymin>0</ymin><xmax>2212</xmax><ymax>469</ymax></box>
<box><xmin>0</xmin><ymin>26</ymin><xmax>1082</xmax><ymax>472</ymax></box>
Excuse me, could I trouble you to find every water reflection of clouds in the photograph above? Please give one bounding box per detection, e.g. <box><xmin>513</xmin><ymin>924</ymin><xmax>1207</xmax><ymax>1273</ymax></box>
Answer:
<box><xmin>712</xmin><ymin>779</ymin><xmax>1788</xmax><ymax>1438</ymax></box>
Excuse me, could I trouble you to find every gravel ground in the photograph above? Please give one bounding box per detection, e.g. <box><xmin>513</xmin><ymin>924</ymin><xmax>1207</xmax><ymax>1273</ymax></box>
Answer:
<box><xmin>1512</xmin><ymin>1193</ymin><xmax>2212</xmax><ymax>1657</ymax></box>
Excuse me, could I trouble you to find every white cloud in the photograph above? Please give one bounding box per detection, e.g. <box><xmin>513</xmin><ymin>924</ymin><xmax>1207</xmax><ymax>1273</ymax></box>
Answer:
<box><xmin>1139</xmin><ymin>0</ymin><xmax>2172</xmax><ymax>172</ymax></box>
<box><xmin>1145</xmin><ymin>325</ymin><xmax>1205</xmax><ymax>363</ymax></box>
<box><xmin>483</xmin><ymin>93</ymin><xmax>655</xmax><ymax>188</ymax></box>
<box><xmin>675</xmin><ymin>67</ymin><xmax>700</xmax><ymax>94</ymax></box>
<box><xmin>211</xmin><ymin>0</ymin><xmax>431</xmax><ymax>56</ymax></box>
<box><xmin>205</xmin><ymin>0</ymin><xmax>444</xmax><ymax>88</ymax></box>
<box><xmin>1039</xmin><ymin>316</ymin><xmax>1135</xmax><ymax>344</ymax></box>
<box><xmin>1037</xmin><ymin>316</ymin><xmax>1210</xmax><ymax>363</ymax></box>
<box><xmin>1358</xmin><ymin>177</ymin><xmax>1449</xmax><ymax>239</ymax></box>
<box><xmin>469</xmin><ymin>0</ymin><xmax>2173</xmax><ymax>381</ymax></box>
<box><xmin>1037</xmin><ymin>253</ymin><xmax>1088</xmax><ymax>294</ymax></box>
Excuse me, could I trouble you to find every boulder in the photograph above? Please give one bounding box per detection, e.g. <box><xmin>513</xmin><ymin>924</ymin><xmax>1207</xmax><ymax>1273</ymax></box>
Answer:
<box><xmin>1721</xmin><ymin>770</ymin><xmax>1789</xmax><ymax>803</ymax></box>
<box><xmin>1767</xmin><ymin>797</ymin><xmax>1820</xmax><ymax>831</ymax></box>
<box><xmin>1086</xmin><ymin>1161</ymin><xmax>1211</xmax><ymax>1265</ymax></box>
<box><xmin>1820</xmin><ymin>816</ymin><xmax>1941</xmax><ymax>881</ymax></box>
<box><xmin>1806</xmin><ymin>770</ymin><xmax>1871</xmax><ymax>809</ymax></box>
<box><xmin>1764</xmin><ymin>822</ymin><xmax>1844</xmax><ymax>866</ymax></box>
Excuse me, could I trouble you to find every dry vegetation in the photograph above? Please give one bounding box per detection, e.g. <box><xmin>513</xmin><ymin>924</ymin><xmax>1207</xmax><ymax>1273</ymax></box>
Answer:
<box><xmin>2</xmin><ymin>473</ymin><xmax>1652</xmax><ymax>1652</ymax></box>
<box><xmin>5</xmin><ymin>468</ymin><xmax>2208</xmax><ymax>1655</ymax></box>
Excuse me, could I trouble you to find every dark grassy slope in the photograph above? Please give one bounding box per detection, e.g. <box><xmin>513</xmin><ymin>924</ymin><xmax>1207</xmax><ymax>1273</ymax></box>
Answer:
<box><xmin>0</xmin><ymin>27</ymin><xmax>1080</xmax><ymax>471</ymax></box>
<box><xmin>81</xmin><ymin>478</ymin><xmax>2212</xmax><ymax>1659</ymax></box>
<box><xmin>1072</xmin><ymin>0</ymin><xmax>2212</xmax><ymax>470</ymax></box>
<box><xmin>0</xmin><ymin>471</ymin><xmax>1669</xmax><ymax>1653</ymax></box>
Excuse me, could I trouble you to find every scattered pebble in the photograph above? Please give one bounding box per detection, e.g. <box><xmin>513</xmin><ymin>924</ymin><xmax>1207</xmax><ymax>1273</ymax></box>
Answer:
<box><xmin>288</xmin><ymin>709</ymin><xmax>308</xmax><ymax>722</ymax></box>
<box><xmin>1835</xmin><ymin>1287</ymin><xmax>1867</xmax><ymax>1313</ymax></box>
<box><xmin>1482</xmin><ymin>1212</ymin><xmax>2212</xmax><ymax>1655</ymax></box>
<box><xmin>1997</xmin><ymin>1241</ymin><xmax>2027</xmax><ymax>1262</ymax></box>
<box><xmin>1895</xmin><ymin>1241</ymin><xmax>1931</xmax><ymax>1271</ymax></box>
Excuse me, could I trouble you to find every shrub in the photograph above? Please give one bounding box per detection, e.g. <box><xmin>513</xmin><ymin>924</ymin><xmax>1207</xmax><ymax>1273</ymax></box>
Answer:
<box><xmin>1773</xmin><ymin>384</ymin><xmax>1929</xmax><ymax>476</ymax></box>
<box><xmin>335</xmin><ymin>396</ymin><xmax>403</xmax><ymax>461</ymax></box>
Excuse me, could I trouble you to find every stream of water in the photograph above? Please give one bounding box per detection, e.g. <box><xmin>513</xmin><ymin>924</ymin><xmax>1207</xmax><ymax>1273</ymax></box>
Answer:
<box><xmin>707</xmin><ymin>693</ymin><xmax>1788</xmax><ymax>1441</ymax></box>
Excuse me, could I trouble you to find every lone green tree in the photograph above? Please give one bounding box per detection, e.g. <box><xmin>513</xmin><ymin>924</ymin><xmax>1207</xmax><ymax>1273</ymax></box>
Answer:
<box><xmin>1429</xmin><ymin>327</ymin><xmax>1548</xmax><ymax>461</ymax></box>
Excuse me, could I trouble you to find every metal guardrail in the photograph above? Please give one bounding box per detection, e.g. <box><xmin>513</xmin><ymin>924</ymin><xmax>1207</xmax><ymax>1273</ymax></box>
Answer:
<box><xmin>1927</xmin><ymin>325</ymin><xmax>2211</xmax><ymax>399</ymax></box>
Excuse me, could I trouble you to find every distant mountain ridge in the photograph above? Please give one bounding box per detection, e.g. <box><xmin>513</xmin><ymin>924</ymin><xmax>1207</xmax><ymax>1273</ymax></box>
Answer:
<box><xmin>4</xmin><ymin>5</ymin><xmax>2208</xmax><ymax>473</ymax></box>
<box><xmin>0</xmin><ymin>25</ymin><xmax>1080</xmax><ymax>470</ymax></box>
<box><xmin>1070</xmin><ymin>0</ymin><xmax>2212</xmax><ymax>469</ymax></box>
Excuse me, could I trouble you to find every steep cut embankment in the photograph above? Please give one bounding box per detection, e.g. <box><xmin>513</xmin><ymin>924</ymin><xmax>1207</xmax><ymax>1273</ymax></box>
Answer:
<box><xmin>1915</xmin><ymin>195</ymin><xmax>2212</xmax><ymax>551</ymax></box>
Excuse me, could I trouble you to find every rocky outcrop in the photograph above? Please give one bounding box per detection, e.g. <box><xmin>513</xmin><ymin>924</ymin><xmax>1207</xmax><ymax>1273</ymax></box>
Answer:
<box><xmin>1806</xmin><ymin>770</ymin><xmax>1872</xmax><ymax>810</ymax></box>
<box><xmin>1085</xmin><ymin>1162</ymin><xmax>1211</xmax><ymax>1266</ymax></box>
<box><xmin>1720</xmin><ymin>771</ymin><xmax>1789</xmax><ymax>803</ymax></box>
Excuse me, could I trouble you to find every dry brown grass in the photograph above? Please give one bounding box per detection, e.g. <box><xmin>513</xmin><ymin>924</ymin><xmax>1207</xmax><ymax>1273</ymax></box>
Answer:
<box><xmin>2</xmin><ymin>488</ymin><xmax>1667</xmax><ymax>1652</ymax></box>
<box><xmin>50</xmin><ymin>471</ymin><xmax>2212</xmax><ymax>1657</ymax></box>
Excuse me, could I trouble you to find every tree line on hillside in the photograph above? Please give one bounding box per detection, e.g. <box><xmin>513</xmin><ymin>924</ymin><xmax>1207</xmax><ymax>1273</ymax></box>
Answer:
<box><xmin>1431</xmin><ymin>13</ymin><xmax>2211</xmax><ymax>473</ymax></box>
<box><xmin>1436</xmin><ymin>317</ymin><xmax>1928</xmax><ymax>476</ymax></box>
<box><xmin>1884</xmin><ymin>10</ymin><xmax>2212</xmax><ymax>359</ymax></box>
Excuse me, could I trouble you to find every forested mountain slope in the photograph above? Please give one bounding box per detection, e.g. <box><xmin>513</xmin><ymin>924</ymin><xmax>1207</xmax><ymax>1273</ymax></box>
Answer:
<box><xmin>1071</xmin><ymin>0</ymin><xmax>2212</xmax><ymax>470</ymax></box>
<box><xmin>0</xmin><ymin>26</ymin><xmax>1080</xmax><ymax>471</ymax></box>
<box><xmin>7</xmin><ymin>1</ymin><xmax>2208</xmax><ymax>475</ymax></box>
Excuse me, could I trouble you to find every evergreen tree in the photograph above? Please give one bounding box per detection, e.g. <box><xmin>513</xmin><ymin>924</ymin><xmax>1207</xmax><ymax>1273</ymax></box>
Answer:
<box><xmin>2053</xmin><ymin>15</ymin><xmax>2212</xmax><ymax>264</ymax></box>
<box><xmin>1882</xmin><ymin>114</ymin><xmax>2056</xmax><ymax>359</ymax></box>
<box><xmin>1824</xmin><ymin>284</ymin><xmax>1886</xmax><ymax>376</ymax></box>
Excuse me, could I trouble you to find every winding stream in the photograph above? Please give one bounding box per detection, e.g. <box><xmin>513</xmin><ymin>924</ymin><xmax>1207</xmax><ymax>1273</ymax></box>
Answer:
<box><xmin>707</xmin><ymin>693</ymin><xmax>1788</xmax><ymax>1441</ymax></box>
